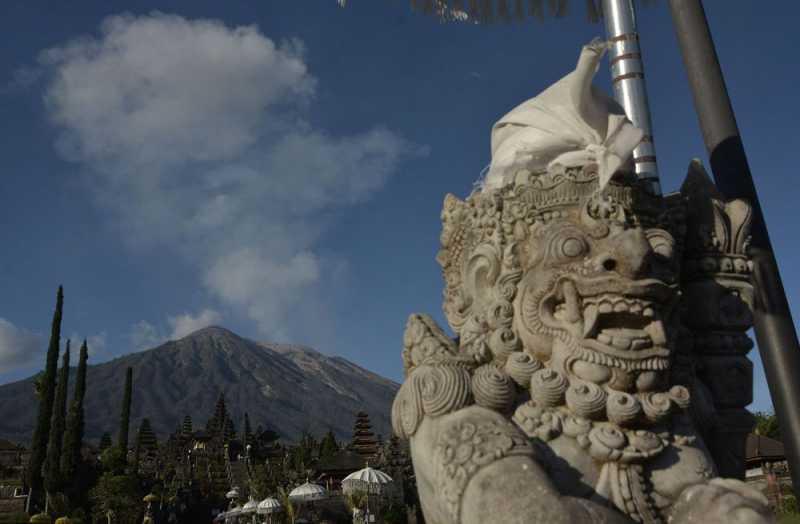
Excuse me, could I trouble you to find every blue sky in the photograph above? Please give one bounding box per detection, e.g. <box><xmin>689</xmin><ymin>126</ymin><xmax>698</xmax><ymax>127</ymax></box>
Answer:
<box><xmin>1</xmin><ymin>1</ymin><xmax>797</xmax><ymax>413</ymax></box>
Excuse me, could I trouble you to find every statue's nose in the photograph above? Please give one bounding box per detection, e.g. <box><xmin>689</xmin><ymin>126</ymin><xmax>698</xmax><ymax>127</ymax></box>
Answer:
<box><xmin>595</xmin><ymin>229</ymin><xmax>653</xmax><ymax>279</ymax></box>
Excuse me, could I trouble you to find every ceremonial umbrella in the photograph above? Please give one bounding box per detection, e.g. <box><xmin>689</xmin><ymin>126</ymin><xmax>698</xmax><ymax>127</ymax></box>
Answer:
<box><xmin>242</xmin><ymin>499</ymin><xmax>258</xmax><ymax>514</ymax></box>
<box><xmin>289</xmin><ymin>481</ymin><xmax>327</xmax><ymax>502</ymax></box>
<box><xmin>342</xmin><ymin>466</ymin><xmax>394</xmax><ymax>495</ymax></box>
<box><xmin>256</xmin><ymin>497</ymin><xmax>284</xmax><ymax>524</ymax></box>
<box><xmin>257</xmin><ymin>497</ymin><xmax>283</xmax><ymax>515</ymax></box>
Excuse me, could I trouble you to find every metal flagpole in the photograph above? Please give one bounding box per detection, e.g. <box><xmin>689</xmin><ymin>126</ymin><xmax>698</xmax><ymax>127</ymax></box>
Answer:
<box><xmin>601</xmin><ymin>0</ymin><xmax>662</xmax><ymax>196</ymax></box>
<box><xmin>669</xmin><ymin>0</ymin><xmax>800</xmax><ymax>497</ymax></box>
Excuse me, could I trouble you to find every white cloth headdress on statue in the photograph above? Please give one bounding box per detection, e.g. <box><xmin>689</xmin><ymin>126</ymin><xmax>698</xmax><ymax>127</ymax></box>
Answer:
<box><xmin>483</xmin><ymin>39</ymin><xmax>643</xmax><ymax>192</ymax></box>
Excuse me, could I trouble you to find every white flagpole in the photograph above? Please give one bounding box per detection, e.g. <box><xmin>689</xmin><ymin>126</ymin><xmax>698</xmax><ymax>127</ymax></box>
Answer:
<box><xmin>602</xmin><ymin>0</ymin><xmax>661</xmax><ymax>195</ymax></box>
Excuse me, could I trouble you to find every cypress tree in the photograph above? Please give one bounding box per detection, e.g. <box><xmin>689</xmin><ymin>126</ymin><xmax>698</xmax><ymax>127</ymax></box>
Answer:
<box><xmin>44</xmin><ymin>341</ymin><xmax>70</xmax><ymax>495</ymax></box>
<box><xmin>207</xmin><ymin>393</ymin><xmax>227</xmax><ymax>436</ymax></box>
<box><xmin>319</xmin><ymin>429</ymin><xmax>339</xmax><ymax>461</ymax></box>
<box><xmin>61</xmin><ymin>340</ymin><xmax>88</xmax><ymax>482</ymax></box>
<box><xmin>133</xmin><ymin>421</ymin><xmax>142</xmax><ymax>473</ymax></box>
<box><xmin>28</xmin><ymin>286</ymin><xmax>64</xmax><ymax>496</ymax></box>
<box><xmin>223</xmin><ymin>416</ymin><xmax>236</xmax><ymax>442</ymax></box>
<box><xmin>118</xmin><ymin>367</ymin><xmax>133</xmax><ymax>454</ymax></box>
<box><xmin>243</xmin><ymin>413</ymin><xmax>252</xmax><ymax>448</ymax></box>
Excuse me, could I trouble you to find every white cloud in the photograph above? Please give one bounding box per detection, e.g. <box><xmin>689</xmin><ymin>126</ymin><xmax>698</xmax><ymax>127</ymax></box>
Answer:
<box><xmin>168</xmin><ymin>309</ymin><xmax>222</xmax><ymax>340</ymax></box>
<box><xmin>88</xmin><ymin>332</ymin><xmax>108</xmax><ymax>354</ymax></box>
<box><xmin>0</xmin><ymin>319</ymin><xmax>44</xmax><ymax>370</ymax></box>
<box><xmin>40</xmin><ymin>13</ymin><xmax>314</xmax><ymax>168</ymax></box>
<box><xmin>39</xmin><ymin>13</ymin><xmax>420</xmax><ymax>343</ymax></box>
<box><xmin>129</xmin><ymin>320</ymin><xmax>163</xmax><ymax>352</ymax></box>
<box><xmin>67</xmin><ymin>331</ymin><xmax>108</xmax><ymax>357</ymax></box>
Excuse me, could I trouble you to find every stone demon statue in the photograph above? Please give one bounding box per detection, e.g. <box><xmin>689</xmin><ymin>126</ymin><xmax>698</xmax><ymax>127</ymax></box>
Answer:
<box><xmin>391</xmin><ymin>41</ymin><xmax>771</xmax><ymax>523</ymax></box>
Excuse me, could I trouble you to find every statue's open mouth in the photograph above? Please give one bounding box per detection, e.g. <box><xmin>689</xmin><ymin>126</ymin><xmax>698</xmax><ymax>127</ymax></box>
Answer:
<box><xmin>541</xmin><ymin>276</ymin><xmax>677</xmax><ymax>362</ymax></box>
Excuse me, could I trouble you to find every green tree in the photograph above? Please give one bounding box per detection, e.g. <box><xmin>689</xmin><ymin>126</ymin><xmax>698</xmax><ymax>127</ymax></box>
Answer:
<box><xmin>98</xmin><ymin>433</ymin><xmax>112</xmax><ymax>452</ymax></box>
<box><xmin>99</xmin><ymin>446</ymin><xmax>128</xmax><ymax>477</ymax></box>
<box><xmin>61</xmin><ymin>340</ymin><xmax>88</xmax><ymax>483</ymax></box>
<box><xmin>289</xmin><ymin>432</ymin><xmax>318</xmax><ymax>475</ymax></box>
<box><xmin>44</xmin><ymin>341</ymin><xmax>71</xmax><ymax>501</ymax></box>
<box><xmin>89</xmin><ymin>467</ymin><xmax>143</xmax><ymax>524</ymax></box>
<box><xmin>28</xmin><ymin>286</ymin><xmax>64</xmax><ymax>501</ymax></box>
<box><xmin>754</xmin><ymin>411</ymin><xmax>781</xmax><ymax>440</ymax></box>
<box><xmin>118</xmin><ymin>367</ymin><xmax>133</xmax><ymax>454</ymax></box>
<box><xmin>319</xmin><ymin>429</ymin><xmax>339</xmax><ymax>462</ymax></box>
<box><xmin>243</xmin><ymin>412</ymin><xmax>253</xmax><ymax>449</ymax></box>
<box><xmin>223</xmin><ymin>417</ymin><xmax>236</xmax><ymax>442</ymax></box>
<box><xmin>207</xmin><ymin>393</ymin><xmax>227</xmax><ymax>436</ymax></box>
<box><xmin>250</xmin><ymin>463</ymin><xmax>277</xmax><ymax>500</ymax></box>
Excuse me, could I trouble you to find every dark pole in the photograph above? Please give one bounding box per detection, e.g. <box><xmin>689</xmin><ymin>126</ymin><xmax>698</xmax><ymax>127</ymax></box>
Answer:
<box><xmin>669</xmin><ymin>0</ymin><xmax>800</xmax><ymax>495</ymax></box>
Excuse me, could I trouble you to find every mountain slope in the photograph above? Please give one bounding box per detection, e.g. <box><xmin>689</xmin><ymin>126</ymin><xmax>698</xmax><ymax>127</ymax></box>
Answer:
<box><xmin>0</xmin><ymin>327</ymin><xmax>398</xmax><ymax>444</ymax></box>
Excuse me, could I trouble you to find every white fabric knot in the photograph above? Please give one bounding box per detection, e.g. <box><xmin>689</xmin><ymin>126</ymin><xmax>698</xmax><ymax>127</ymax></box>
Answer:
<box><xmin>484</xmin><ymin>39</ymin><xmax>643</xmax><ymax>192</ymax></box>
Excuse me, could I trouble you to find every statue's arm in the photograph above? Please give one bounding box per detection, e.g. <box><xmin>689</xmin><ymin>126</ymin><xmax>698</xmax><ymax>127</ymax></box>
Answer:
<box><xmin>411</xmin><ymin>404</ymin><xmax>563</xmax><ymax>524</ymax></box>
<box><xmin>394</xmin><ymin>314</ymin><xmax>630</xmax><ymax>523</ymax></box>
<box><xmin>402</xmin><ymin>396</ymin><xmax>629</xmax><ymax>524</ymax></box>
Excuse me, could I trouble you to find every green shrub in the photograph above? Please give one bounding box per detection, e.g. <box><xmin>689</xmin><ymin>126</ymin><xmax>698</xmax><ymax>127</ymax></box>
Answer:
<box><xmin>382</xmin><ymin>503</ymin><xmax>407</xmax><ymax>524</ymax></box>
<box><xmin>781</xmin><ymin>494</ymin><xmax>799</xmax><ymax>515</ymax></box>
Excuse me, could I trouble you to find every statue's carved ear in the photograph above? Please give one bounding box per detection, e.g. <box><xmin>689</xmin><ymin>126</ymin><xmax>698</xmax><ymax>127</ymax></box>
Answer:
<box><xmin>463</xmin><ymin>243</ymin><xmax>503</xmax><ymax>315</ymax></box>
<box><xmin>439</xmin><ymin>193</ymin><xmax>473</xmax><ymax>333</ymax></box>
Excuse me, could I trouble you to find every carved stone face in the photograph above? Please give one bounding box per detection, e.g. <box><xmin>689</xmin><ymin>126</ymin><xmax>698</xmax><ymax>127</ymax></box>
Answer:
<box><xmin>511</xmin><ymin>178</ymin><xmax>679</xmax><ymax>394</ymax></box>
<box><xmin>437</xmin><ymin>167</ymin><xmax>683</xmax><ymax>398</ymax></box>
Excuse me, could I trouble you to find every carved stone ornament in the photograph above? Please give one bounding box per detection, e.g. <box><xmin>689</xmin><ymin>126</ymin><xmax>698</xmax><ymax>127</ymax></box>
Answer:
<box><xmin>392</xmin><ymin>42</ymin><xmax>772</xmax><ymax>523</ymax></box>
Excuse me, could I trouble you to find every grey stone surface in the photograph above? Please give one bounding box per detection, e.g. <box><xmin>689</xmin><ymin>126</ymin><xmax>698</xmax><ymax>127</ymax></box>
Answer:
<box><xmin>392</xmin><ymin>43</ymin><xmax>771</xmax><ymax>523</ymax></box>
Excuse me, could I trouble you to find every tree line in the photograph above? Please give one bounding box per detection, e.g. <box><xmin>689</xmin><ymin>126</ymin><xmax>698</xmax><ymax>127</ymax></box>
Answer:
<box><xmin>24</xmin><ymin>286</ymin><xmax>141</xmax><ymax>523</ymax></box>
<box><xmin>27</xmin><ymin>286</ymin><xmax>90</xmax><ymax>519</ymax></box>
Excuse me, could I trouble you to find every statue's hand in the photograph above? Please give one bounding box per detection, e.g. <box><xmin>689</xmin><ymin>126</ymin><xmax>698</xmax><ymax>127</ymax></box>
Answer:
<box><xmin>670</xmin><ymin>478</ymin><xmax>773</xmax><ymax>524</ymax></box>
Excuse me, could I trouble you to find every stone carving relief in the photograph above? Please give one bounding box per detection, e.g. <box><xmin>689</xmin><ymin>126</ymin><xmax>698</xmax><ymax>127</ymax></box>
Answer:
<box><xmin>392</xmin><ymin>42</ymin><xmax>771</xmax><ymax>523</ymax></box>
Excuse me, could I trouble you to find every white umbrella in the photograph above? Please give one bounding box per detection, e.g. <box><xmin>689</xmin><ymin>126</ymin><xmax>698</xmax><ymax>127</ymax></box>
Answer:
<box><xmin>226</xmin><ymin>487</ymin><xmax>241</xmax><ymax>500</ymax></box>
<box><xmin>242</xmin><ymin>499</ymin><xmax>258</xmax><ymax>514</ymax></box>
<box><xmin>342</xmin><ymin>466</ymin><xmax>394</xmax><ymax>494</ymax></box>
<box><xmin>257</xmin><ymin>497</ymin><xmax>283</xmax><ymax>515</ymax></box>
<box><xmin>289</xmin><ymin>481</ymin><xmax>327</xmax><ymax>502</ymax></box>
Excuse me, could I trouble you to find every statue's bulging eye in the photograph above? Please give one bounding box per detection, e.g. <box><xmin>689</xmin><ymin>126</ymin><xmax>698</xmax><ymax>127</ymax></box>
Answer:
<box><xmin>550</xmin><ymin>230</ymin><xmax>589</xmax><ymax>261</ymax></box>
<box><xmin>562</xmin><ymin>237</ymin><xmax>586</xmax><ymax>258</ymax></box>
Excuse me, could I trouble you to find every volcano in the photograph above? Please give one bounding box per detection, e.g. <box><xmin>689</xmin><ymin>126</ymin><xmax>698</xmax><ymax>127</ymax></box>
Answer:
<box><xmin>0</xmin><ymin>326</ymin><xmax>399</xmax><ymax>443</ymax></box>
